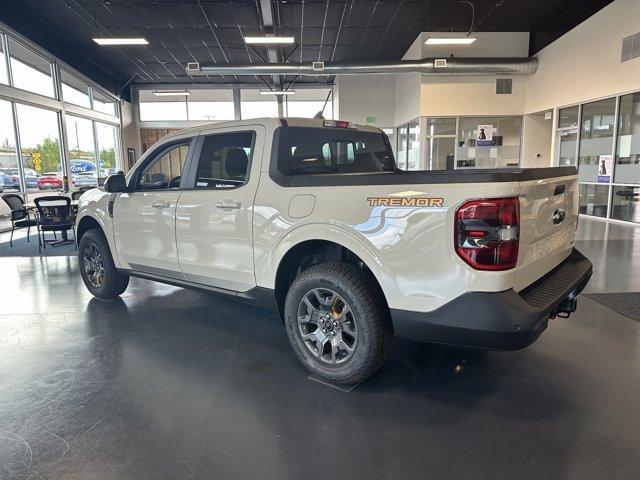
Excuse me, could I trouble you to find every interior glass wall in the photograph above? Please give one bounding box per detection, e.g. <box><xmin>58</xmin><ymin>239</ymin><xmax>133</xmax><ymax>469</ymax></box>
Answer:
<box><xmin>95</xmin><ymin>122</ymin><xmax>119</xmax><ymax>180</ymax></box>
<box><xmin>457</xmin><ymin>117</ymin><xmax>522</xmax><ymax>168</ymax></box>
<box><xmin>425</xmin><ymin>118</ymin><xmax>456</xmax><ymax>170</ymax></box>
<box><xmin>396</xmin><ymin>124</ymin><xmax>408</xmax><ymax>170</ymax></box>
<box><xmin>555</xmin><ymin>92</ymin><xmax>640</xmax><ymax>224</ymax></box>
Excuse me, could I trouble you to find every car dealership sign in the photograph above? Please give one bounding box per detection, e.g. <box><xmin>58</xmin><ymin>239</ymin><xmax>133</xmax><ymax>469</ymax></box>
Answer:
<box><xmin>57</xmin><ymin>160</ymin><xmax>97</xmax><ymax>174</ymax></box>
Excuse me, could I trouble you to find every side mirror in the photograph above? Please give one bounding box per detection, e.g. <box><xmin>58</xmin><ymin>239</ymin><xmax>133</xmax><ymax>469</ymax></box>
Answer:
<box><xmin>104</xmin><ymin>173</ymin><xmax>127</xmax><ymax>193</ymax></box>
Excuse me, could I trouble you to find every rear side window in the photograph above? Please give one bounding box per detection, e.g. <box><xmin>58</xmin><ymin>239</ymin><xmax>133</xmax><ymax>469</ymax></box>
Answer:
<box><xmin>194</xmin><ymin>131</ymin><xmax>255</xmax><ymax>189</ymax></box>
<box><xmin>278</xmin><ymin>127</ymin><xmax>395</xmax><ymax>175</ymax></box>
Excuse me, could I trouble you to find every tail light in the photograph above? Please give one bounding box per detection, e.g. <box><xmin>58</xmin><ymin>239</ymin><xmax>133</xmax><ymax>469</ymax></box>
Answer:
<box><xmin>455</xmin><ymin>197</ymin><xmax>519</xmax><ymax>271</ymax></box>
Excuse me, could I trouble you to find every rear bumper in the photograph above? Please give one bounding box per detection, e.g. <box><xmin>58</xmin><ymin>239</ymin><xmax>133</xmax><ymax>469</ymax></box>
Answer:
<box><xmin>391</xmin><ymin>248</ymin><xmax>593</xmax><ymax>350</ymax></box>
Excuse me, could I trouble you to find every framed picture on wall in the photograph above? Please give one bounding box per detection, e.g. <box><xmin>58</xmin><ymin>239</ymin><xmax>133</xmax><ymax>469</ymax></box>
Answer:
<box><xmin>127</xmin><ymin>148</ymin><xmax>136</xmax><ymax>169</ymax></box>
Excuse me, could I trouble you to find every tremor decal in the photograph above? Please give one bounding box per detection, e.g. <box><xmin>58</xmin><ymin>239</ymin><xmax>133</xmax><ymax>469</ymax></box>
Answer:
<box><xmin>367</xmin><ymin>197</ymin><xmax>445</xmax><ymax>207</ymax></box>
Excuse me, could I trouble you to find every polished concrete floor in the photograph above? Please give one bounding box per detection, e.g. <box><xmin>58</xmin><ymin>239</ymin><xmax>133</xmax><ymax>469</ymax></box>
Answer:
<box><xmin>1</xmin><ymin>218</ymin><xmax>639</xmax><ymax>480</ymax></box>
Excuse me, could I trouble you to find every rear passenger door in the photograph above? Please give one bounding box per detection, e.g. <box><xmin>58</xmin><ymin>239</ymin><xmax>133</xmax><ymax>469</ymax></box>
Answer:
<box><xmin>176</xmin><ymin>126</ymin><xmax>264</xmax><ymax>292</ymax></box>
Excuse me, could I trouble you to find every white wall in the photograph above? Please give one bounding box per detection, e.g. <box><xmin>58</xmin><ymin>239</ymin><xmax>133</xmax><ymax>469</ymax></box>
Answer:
<box><xmin>395</xmin><ymin>73</ymin><xmax>421</xmax><ymax>125</ymax></box>
<box><xmin>420</xmin><ymin>76</ymin><xmax>527</xmax><ymax>117</ymax></box>
<box><xmin>120</xmin><ymin>100</ymin><xmax>141</xmax><ymax>172</ymax></box>
<box><xmin>522</xmin><ymin>112</ymin><xmax>554</xmax><ymax>167</ymax></box>
<box><xmin>525</xmin><ymin>0</ymin><xmax>640</xmax><ymax>113</ymax></box>
<box><xmin>335</xmin><ymin>74</ymin><xmax>396</xmax><ymax>127</ymax></box>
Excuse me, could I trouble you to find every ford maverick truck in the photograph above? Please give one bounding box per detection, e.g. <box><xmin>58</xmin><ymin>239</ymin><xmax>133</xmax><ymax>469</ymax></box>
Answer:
<box><xmin>75</xmin><ymin>118</ymin><xmax>592</xmax><ymax>385</ymax></box>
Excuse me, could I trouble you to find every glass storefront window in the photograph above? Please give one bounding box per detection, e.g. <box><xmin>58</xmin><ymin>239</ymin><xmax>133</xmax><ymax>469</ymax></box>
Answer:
<box><xmin>8</xmin><ymin>38</ymin><xmax>55</xmax><ymax>98</ymax></box>
<box><xmin>95</xmin><ymin>122</ymin><xmax>119</xmax><ymax>182</ymax></box>
<box><xmin>240</xmin><ymin>89</ymin><xmax>278</xmax><ymax>119</ymax></box>
<box><xmin>407</xmin><ymin>120</ymin><xmax>420</xmax><ymax>170</ymax></box>
<box><xmin>457</xmin><ymin>117</ymin><xmax>521</xmax><ymax>168</ymax></box>
<box><xmin>578</xmin><ymin>97</ymin><xmax>616</xmax><ymax>182</ymax></box>
<box><xmin>284</xmin><ymin>88</ymin><xmax>333</xmax><ymax>119</ymax></box>
<box><xmin>15</xmin><ymin>104</ymin><xmax>63</xmax><ymax>197</ymax></box>
<box><xmin>579</xmin><ymin>184</ymin><xmax>609</xmax><ymax>217</ymax></box>
<box><xmin>426</xmin><ymin>117</ymin><xmax>456</xmax><ymax>136</ymax></box>
<box><xmin>93</xmin><ymin>90</ymin><xmax>117</xmax><ymax>116</ymax></box>
<box><xmin>396</xmin><ymin>125</ymin><xmax>408</xmax><ymax>170</ymax></box>
<box><xmin>0</xmin><ymin>35</ymin><xmax>8</xmax><ymax>85</ymax></box>
<box><xmin>558</xmin><ymin>105</ymin><xmax>579</xmax><ymax>128</ymax></box>
<box><xmin>60</xmin><ymin>70</ymin><xmax>91</xmax><ymax>108</ymax></box>
<box><xmin>0</xmin><ymin>99</ymin><xmax>20</xmax><ymax>188</ymax></box>
<box><xmin>140</xmin><ymin>101</ymin><xmax>187</xmax><ymax>121</ymax></box>
<box><xmin>187</xmin><ymin>89</ymin><xmax>234</xmax><ymax>121</ymax></box>
<box><xmin>426</xmin><ymin>137</ymin><xmax>456</xmax><ymax>170</ymax></box>
<box><xmin>614</xmin><ymin>92</ymin><xmax>640</xmax><ymax>185</ymax></box>
<box><xmin>65</xmin><ymin>115</ymin><xmax>97</xmax><ymax>188</ymax></box>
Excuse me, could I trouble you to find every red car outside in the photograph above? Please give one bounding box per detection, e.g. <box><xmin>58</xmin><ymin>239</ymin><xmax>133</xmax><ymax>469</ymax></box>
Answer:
<box><xmin>37</xmin><ymin>173</ymin><xmax>63</xmax><ymax>190</ymax></box>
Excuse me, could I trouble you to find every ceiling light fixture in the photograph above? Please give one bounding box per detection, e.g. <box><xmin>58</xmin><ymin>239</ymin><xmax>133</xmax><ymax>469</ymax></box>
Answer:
<box><xmin>93</xmin><ymin>37</ymin><xmax>149</xmax><ymax>45</ymax></box>
<box><xmin>244</xmin><ymin>36</ymin><xmax>295</xmax><ymax>45</ymax></box>
<box><xmin>259</xmin><ymin>90</ymin><xmax>295</xmax><ymax>96</ymax></box>
<box><xmin>152</xmin><ymin>90</ymin><xmax>191</xmax><ymax>97</ymax></box>
<box><xmin>424</xmin><ymin>37</ymin><xmax>477</xmax><ymax>45</ymax></box>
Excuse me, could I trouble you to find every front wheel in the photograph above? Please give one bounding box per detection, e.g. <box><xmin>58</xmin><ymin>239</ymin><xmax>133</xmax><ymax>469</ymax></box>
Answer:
<box><xmin>284</xmin><ymin>263</ymin><xmax>393</xmax><ymax>386</ymax></box>
<box><xmin>78</xmin><ymin>228</ymin><xmax>129</xmax><ymax>300</ymax></box>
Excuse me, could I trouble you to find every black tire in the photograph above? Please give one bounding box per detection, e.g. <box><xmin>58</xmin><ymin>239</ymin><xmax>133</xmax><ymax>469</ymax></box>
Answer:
<box><xmin>78</xmin><ymin>228</ymin><xmax>129</xmax><ymax>300</ymax></box>
<box><xmin>284</xmin><ymin>263</ymin><xmax>393</xmax><ymax>386</ymax></box>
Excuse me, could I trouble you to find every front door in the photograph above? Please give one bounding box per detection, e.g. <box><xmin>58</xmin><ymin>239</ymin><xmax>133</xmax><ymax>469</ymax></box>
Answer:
<box><xmin>113</xmin><ymin>139</ymin><xmax>193</xmax><ymax>277</ymax></box>
<box><xmin>176</xmin><ymin>127</ymin><xmax>264</xmax><ymax>292</ymax></box>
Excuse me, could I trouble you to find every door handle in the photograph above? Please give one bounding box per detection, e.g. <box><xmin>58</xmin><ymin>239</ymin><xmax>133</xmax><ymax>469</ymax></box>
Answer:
<box><xmin>151</xmin><ymin>200</ymin><xmax>171</xmax><ymax>208</ymax></box>
<box><xmin>216</xmin><ymin>200</ymin><xmax>241</xmax><ymax>210</ymax></box>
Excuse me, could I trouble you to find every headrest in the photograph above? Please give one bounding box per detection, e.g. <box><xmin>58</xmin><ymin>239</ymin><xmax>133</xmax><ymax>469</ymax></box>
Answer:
<box><xmin>226</xmin><ymin>148</ymin><xmax>248</xmax><ymax>177</ymax></box>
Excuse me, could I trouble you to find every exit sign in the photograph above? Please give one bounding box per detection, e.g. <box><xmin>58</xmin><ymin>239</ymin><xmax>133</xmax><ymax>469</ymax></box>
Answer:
<box><xmin>365</xmin><ymin>115</ymin><xmax>376</xmax><ymax>124</ymax></box>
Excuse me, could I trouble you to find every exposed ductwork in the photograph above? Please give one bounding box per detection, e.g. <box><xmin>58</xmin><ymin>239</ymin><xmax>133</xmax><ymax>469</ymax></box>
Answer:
<box><xmin>192</xmin><ymin>57</ymin><xmax>538</xmax><ymax>77</ymax></box>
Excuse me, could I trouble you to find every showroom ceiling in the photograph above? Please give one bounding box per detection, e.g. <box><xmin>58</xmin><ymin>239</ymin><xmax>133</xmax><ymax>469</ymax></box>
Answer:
<box><xmin>0</xmin><ymin>0</ymin><xmax>614</xmax><ymax>96</ymax></box>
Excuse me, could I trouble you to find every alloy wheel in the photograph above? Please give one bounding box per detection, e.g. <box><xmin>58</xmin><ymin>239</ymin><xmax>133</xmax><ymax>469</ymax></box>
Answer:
<box><xmin>83</xmin><ymin>242</ymin><xmax>105</xmax><ymax>288</ymax></box>
<box><xmin>297</xmin><ymin>288</ymin><xmax>358</xmax><ymax>365</ymax></box>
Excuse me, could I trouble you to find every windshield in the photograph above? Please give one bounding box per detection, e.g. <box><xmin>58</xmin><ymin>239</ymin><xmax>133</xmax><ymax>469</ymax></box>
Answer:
<box><xmin>277</xmin><ymin>126</ymin><xmax>396</xmax><ymax>175</ymax></box>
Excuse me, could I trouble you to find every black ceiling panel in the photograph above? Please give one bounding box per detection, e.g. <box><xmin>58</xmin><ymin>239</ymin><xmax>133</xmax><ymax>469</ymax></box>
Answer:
<box><xmin>0</xmin><ymin>0</ymin><xmax>614</xmax><ymax>97</ymax></box>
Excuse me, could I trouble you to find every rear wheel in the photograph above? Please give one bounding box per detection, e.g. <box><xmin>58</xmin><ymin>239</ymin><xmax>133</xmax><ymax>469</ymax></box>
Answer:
<box><xmin>284</xmin><ymin>263</ymin><xmax>392</xmax><ymax>386</ymax></box>
<box><xmin>78</xmin><ymin>228</ymin><xmax>129</xmax><ymax>300</ymax></box>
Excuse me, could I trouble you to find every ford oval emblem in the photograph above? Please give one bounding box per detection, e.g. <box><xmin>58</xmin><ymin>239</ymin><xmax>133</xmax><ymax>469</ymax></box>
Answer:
<box><xmin>552</xmin><ymin>208</ymin><xmax>566</xmax><ymax>225</ymax></box>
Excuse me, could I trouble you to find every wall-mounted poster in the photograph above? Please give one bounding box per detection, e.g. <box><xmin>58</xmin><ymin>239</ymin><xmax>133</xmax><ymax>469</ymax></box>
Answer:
<box><xmin>597</xmin><ymin>154</ymin><xmax>613</xmax><ymax>183</ymax></box>
<box><xmin>476</xmin><ymin>125</ymin><xmax>493</xmax><ymax>146</ymax></box>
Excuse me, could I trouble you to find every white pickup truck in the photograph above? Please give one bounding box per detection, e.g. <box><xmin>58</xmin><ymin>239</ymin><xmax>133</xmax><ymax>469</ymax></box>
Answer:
<box><xmin>75</xmin><ymin>118</ymin><xmax>592</xmax><ymax>385</ymax></box>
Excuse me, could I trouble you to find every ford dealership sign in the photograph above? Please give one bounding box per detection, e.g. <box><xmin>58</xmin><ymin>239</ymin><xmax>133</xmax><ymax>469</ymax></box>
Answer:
<box><xmin>57</xmin><ymin>160</ymin><xmax>97</xmax><ymax>174</ymax></box>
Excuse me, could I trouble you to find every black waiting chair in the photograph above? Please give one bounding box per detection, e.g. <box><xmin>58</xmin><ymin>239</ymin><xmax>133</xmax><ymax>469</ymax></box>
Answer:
<box><xmin>34</xmin><ymin>196</ymin><xmax>75</xmax><ymax>254</ymax></box>
<box><xmin>2</xmin><ymin>193</ymin><xmax>38</xmax><ymax>247</ymax></box>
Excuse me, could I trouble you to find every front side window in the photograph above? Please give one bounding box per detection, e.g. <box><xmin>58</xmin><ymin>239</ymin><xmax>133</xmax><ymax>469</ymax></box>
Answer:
<box><xmin>278</xmin><ymin>127</ymin><xmax>395</xmax><ymax>175</ymax></box>
<box><xmin>193</xmin><ymin>131</ymin><xmax>254</xmax><ymax>189</ymax></box>
<box><xmin>136</xmin><ymin>142</ymin><xmax>190</xmax><ymax>190</ymax></box>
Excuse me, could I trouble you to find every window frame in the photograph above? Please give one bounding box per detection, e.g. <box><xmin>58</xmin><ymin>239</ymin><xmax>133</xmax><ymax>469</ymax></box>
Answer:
<box><xmin>183</xmin><ymin>130</ymin><xmax>257</xmax><ymax>190</ymax></box>
<box><xmin>128</xmin><ymin>137</ymin><xmax>197</xmax><ymax>192</ymax></box>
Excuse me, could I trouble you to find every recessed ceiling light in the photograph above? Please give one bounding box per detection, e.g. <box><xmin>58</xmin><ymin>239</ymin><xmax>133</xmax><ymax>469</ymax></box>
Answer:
<box><xmin>259</xmin><ymin>90</ymin><xmax>295</xmax><ymax>96</ymax></box>
<box><xmin>152</xmin><ymin>90</ymin><xmax>191</xmax><ymax>97</ymax></box>
<box><xmin>244</xmin><ymin>36</ymin><xmax>295</xmax><ymax>45</ymax></box>
<box><xmin>425</xmin><ymin>37</ymin><xmax>477</xmax><ymax>45</ymax></box>
<box><xmin>93</xmin><ymin>38</ymin><xmax>149</xmax><ymax>45</ymax></box>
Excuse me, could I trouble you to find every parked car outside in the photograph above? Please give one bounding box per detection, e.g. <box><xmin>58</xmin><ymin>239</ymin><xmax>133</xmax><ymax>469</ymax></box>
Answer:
<box><xmin>73</xmin><ymin>172</ymin><xmax>98</xmax><ymax>188</ymax></box>
<box><xmin>37</xmin><ymin>172</ymin><xmax>63</xmax><ymax>190</ymax></box>
<box><xmin>0</xmin><ymin>168</ymin><xmax>20</xmax><ymax>189</ymax></box>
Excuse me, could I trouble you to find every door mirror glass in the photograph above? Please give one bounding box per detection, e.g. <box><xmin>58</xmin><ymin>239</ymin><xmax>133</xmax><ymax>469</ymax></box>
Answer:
<box><xmin>104</xmin><ymin>173</ymin><xmax>127</xmax><ymax>193</ymax></box>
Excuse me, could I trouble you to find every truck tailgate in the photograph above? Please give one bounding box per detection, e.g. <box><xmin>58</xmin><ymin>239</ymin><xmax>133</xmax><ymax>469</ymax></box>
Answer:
<box><xmin>514</xmin><ymin>173</ymin><xmax>579</xmax><ymax>292</ymax></box>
